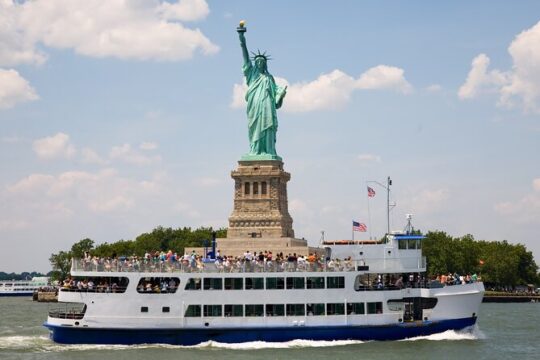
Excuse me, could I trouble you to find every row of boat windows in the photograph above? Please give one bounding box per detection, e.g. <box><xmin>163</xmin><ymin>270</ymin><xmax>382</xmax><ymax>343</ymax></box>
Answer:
<box><xmin>398</xmin><ymin>239</ymin><xmax>422</xmax><ymax>250</ymax></box>
<box><xmin>140</xmin><ymin>302</ymin><xmax>382</xmax><ymax>317</ymax></box>
<box><xmin>184</xmin><ymin>276</ymin><xmax>345</xmax><ymax>290</ymax></box>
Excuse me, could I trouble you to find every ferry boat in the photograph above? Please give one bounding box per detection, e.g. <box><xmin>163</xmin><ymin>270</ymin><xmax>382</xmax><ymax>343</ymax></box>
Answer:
<box><xmin>0</xmin><ymin>277</ymin><xmax>49</xmax><ymax>297</ymax></box>
<box><xmin>44</xmin><ymin>228</ymin><xmax>484</xmax><ymax>345</ymax></box>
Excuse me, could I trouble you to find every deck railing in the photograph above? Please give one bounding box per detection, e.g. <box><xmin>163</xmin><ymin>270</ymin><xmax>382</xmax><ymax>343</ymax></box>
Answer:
<box><xmin>71</xmin><ymin>256</ymin><xmax>427</xmax><ymax>274</ymax></box>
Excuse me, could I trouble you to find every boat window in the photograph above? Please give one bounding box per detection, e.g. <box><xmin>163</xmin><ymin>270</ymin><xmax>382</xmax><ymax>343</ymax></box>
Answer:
<box><xmin>387</xmin><ymin>300</ymin><xmax>404</xmax><ymax>312</ymax></box>
<box><xmin>162</xmin><ymin>306</ymin><xmax>170</xmax><ymax>313</ymax></box>
<box><xmin>307</xmin><ymin>303</ymin><xmax>325</xmax><ymax>316</ymax></box>
<box><xmin>203</xmin><ymin>278</ymin><xmax>223</xmax><ymax>290</ymax></box>
<box><xmin>403</xmin><ymin>297</ymin><xmax>438</xmax><ymax>309</ymax></box>
<box><xmin>62</xmin><ymin>277</ymin><xmax>129</xmax><ymax>293</ymax></box>
<box><xmin>326</xmin><ymin>303</ymin><xmax>345</xmax><ymax>315</ymax></box>
<box><xmin>185</xmin><ymin>305</ymin><xmax>201</xmax><ymax>317</ymax></box>
<box><xmin>327</xmin><ymin>276</ymin><xmax>345</xmax><ymax>289</ymax></box>
<box><xmin>416</xmin><ymin>240</ymin><xmax>422</xmax><ymax>249</ymax></box>
<box><xmin>306</xmin><ymin>277</ymin><xmax>325</xmax><ymax>289</ymax></box>
<box><xmin>354</xmin><ymin>274</ymin><xmax>372</xmax><ymax>291</ymax></box>
<box><xmin>286</xmin><ymin>304</ymin><xmax>305</xmax><ymax>316</ymax></box>
<box><xmin>266</xmin><ymin>277</ymin><xmax>285</xmax><ymax>290</ymax></box>
<box><xmin>203</xmin><ymin>305</ymin><xmax>222</xmax><ymax>317</ymax></box>
<box><xmin>347</xmin><ymin>302</ymin><xmax>365</xmax><ymax>315</ymax></box>
<box><xmin>185</xmin><ymin>278</ymin><xmax>201</xmax><ymax>290</ymax></box>
<box><xmin>245</xmin><ymin>277</ymin><xmax>264</xmax><ymax>290</ymax></box>
<box><xmin>141</xmin><ymin>306</ymin><xmax>148</xmax><ymax>313</ymax></box>
<box><xmin>224</xmin><ymin>278</ymin><xmax>243</xmax><ymax>290</ymax></box>
<box><xmin>408</xmin><ymin>239</ymin><xmax>417</xmax><ymax>250</ymax></box>
<box><xmin>266</xmin><ymin>304</ymin><xmax>285</xmax><ymax>316</ymax></box>
<box><xmin>245</xmin><ymin>304</ymin><xmax>264</xmax><ymax>317</ymax></box>
<box><xmin>367</xmin><ymin>302</ymin><xmax>383</xmax><ymax>314</ymax></box>
<box><xmin>137</xmin><ymin>277</ymin><xmax>179</xmax><ymax>294</ymax></box>
<box><xmin>286</xmin><ymin>277</ymin><xmax>305</xmax><ymax>289</ymax></box>
<box><xmin>398</xmin><ymin>240</ymin><xmax>407</xmax><ymax>250</ymax></box>
<box><xmin>224</xmin><ymin>304</ymin><xmax>243</xmax><ymax>317</ymax></box>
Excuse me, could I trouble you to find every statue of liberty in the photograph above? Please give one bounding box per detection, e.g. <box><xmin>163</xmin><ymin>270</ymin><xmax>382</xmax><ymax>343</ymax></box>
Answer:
<box><xmin>237</xmin><ymin>21</ymin><xmax>287</xmax><ymax>160</ymax></box>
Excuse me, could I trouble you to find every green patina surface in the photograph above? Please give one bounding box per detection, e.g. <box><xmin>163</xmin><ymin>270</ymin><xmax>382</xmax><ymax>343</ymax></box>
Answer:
<box><xmin>237</xmin><ymin>23</ymin><xmax>287</xmax><ymax>161</ymax></box>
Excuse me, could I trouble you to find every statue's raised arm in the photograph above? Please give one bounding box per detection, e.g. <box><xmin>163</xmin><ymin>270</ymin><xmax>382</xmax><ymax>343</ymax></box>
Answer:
<box><xmin>237</xmin><ymin>21</ymin><xmax>250</xmax><ymax>68</ymax></box>
<box><xmin>236</xmin><ymin>21</ymin><xmax>286</xmax><ymax>161</ymax></box>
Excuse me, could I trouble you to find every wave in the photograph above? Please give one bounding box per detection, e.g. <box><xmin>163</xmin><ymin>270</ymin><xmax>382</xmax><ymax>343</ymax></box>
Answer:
<box><xmin>400</xmin><ymin>325</ymin><xmax>486</xmax><ymax>342</ymax></box>
<box><xmin>0</xmin><ymin>327</ymin><xmax>483</xmax><ymax>352</ymax></box>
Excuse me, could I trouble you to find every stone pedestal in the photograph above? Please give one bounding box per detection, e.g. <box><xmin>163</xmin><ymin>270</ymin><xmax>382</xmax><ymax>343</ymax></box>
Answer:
<box><xmin>185</xmin><ymin>159</ymin><xmax>322</xmax><ymax>257</ymax></box>
<box><xmin>227</xmin><ymin>160</ymin><xmax>294</xmax><ymax>238</ymax></box>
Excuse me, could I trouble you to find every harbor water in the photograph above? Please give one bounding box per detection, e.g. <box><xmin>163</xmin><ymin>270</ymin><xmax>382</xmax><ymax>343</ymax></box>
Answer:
<box><xmin>0</xmin><ymin>298</ymin><xmax>537</xmax><ymax>360</ymax></box>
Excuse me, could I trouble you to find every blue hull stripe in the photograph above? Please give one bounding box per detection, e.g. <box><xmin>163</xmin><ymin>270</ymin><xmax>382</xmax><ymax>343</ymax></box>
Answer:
<box><xmin>0</xmin><ymin>293</ymin><xmax>33</xmax><ymax>297</ymax></box>
<box><xmin>44</xmin><ymin>317</ymin><xmax>477</xmax><ymax>345</ymax></box>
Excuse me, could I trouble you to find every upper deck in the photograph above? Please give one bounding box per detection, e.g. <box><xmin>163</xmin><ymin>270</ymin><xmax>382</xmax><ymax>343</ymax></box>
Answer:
<box><xmin>71</xmin><ymin>254</ymin><xmax>426</xmax><ymax>275</ymax></box>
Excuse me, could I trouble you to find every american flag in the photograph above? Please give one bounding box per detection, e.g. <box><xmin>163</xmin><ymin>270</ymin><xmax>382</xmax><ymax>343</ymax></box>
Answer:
<box><xmin>353</xmin><ymin>221</ymin><xmax>367</xmax><ymax>232</ymax></box>
<box><xmin>367</xmin><ymin>186</ymin><xmax>376</xmax><ymax>197</ymax></box>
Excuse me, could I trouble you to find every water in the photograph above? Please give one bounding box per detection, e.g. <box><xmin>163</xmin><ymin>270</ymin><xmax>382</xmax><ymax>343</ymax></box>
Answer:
<box><xmin>0</xmin><ymin>298</ymin><xmax>538</xmax><ymax>360</ymax></box>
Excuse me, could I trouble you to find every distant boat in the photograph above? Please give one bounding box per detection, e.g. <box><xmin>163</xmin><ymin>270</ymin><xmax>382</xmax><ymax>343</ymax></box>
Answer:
<box><xmin>0</xmin><ymin>277</ymin><xmax>49</xmax><ymax>297</ymax></box>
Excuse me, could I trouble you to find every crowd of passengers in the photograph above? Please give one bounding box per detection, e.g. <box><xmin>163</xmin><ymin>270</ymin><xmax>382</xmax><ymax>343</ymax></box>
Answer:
<box><xmin>78</xmin><ymin>250</ymin><xmax>355</xmax><ymax>273</ymax></box>
<box><xmin>60</xmin><ymin>277</ymin><xmax>127</xmax><ymax>293</ymax></box>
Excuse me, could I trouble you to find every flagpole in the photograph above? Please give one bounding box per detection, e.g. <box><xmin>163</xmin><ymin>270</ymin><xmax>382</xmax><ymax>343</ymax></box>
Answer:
<box><xmin>367</xmin><ymin>184</ymin><xmax>373</xmax><ymax>240</ymax></box>
<box><xmin>352</xmin><ymin>221</ymin><xmax>354</xmax><ymax>241</ymax></box>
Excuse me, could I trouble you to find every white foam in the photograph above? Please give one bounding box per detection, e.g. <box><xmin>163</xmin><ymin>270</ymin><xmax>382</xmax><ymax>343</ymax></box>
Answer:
<box><xmin>194</xmin><ymin>339</ymin><xmax>365</xmax><ymax>349</ymax></box>
<box><xmin>401</xmin><ymin>325</ymin><xmax>486</xmax><ymax>342</ymax></box>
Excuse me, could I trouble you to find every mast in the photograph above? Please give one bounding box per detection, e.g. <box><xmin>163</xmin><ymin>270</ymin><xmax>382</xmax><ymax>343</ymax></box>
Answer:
<box><xmin>387</xmin><ymin>176</ymin><xmax>392</xmax><ymax>235</ymax></box>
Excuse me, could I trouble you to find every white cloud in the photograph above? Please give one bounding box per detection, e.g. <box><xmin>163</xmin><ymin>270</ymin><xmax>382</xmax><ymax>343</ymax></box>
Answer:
<box><xmin>81</xmin><ymin>147</ymin><xmax>108</xmax><ymax>165</ymax></box>
<box><xmin>32</xmin><ymin>133</ymin><xmax>76</xmax><ymax>160</ymax></box>
<box><xmin>231</xmin><ymin>65</ymin><xmax>412</xmax><ymax>113</ymax></box>
<box><xmin>356</xmin><ymin>65</ymin><xmax>412</xmax><ymax>94</ymax></box>
<box><xmin>139</xmin><ymin>141</ymin><xmax>158</xmax><ymax>150</ymax></box>
<box><xmin>426</xmin><ymin>84</ymin><xmax>442</xmax><ymax>92</ymax></box>
<box><xmin>0</xmin><ymin>0</ymin><xmax>218</xmax><ymax>66</ymax></box>
<box><xmin>458</xmin><ymin>54</ymin><xmax>507</xmax><ymax>100</ymax></box>
<box><xmin>157</xmin><ymin>0</ymin><xmax>209</xmax><ymax>22</ymax></box>
<box><xmin>495</xmin><ymin>178</ymin><xmax>540</xmax><ymax>223</ymax></box>
<box><xmin>357</xmin><ymin>153</ymin><xmax>381</xmax><ymax>164</ymax></box>
<box><xmin>459</xmin><ymin>21</ymin><xmax>540</xmax><ymax>113</ymax></box>
<box><xmin>407</xmin><ymin>188</ymin><xmax>450</xmax><ymax>214</ymax></box>
<box><xmin>110</xmin><ymin>143</ymin><xmax>161</xmax><ymax>165</ymax></box>
<box><xmin>0</xmin><ymin>68</ymin><xmax>38</xmax><ymax>109</ymax></box>
<box><xmin>499</xmin><ymin>21</ymin><xmax>540</xmax><ymax>113</ymax></box>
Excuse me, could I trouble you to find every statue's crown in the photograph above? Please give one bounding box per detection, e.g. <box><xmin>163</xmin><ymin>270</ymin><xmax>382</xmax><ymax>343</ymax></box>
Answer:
<box><xmin>251</xmin><ymin>49</ymin><xmax>271</xmax><ymax>61</ymax></box>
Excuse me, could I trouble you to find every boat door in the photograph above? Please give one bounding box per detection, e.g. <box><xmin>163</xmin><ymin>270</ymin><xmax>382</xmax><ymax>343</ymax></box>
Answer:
<box><xmin>403</xmin><ymin>298</ymin><xmax>423</xmax><ymax>322</ymax></box>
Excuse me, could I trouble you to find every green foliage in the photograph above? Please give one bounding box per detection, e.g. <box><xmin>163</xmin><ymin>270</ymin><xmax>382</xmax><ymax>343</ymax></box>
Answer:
<box><xmin>0</xmin><ymin>271</ymin><xmax>47</xmax><ymax>281</ymax></box>
<box><xmin>423</xmin><ymin>231</ymin><xmax>539</xmax><ymax>287</ymax></box>
<box><xmin>48</xmin><ymin>226</ymin><xmax>227</xmax><ymax>279</ymax></box>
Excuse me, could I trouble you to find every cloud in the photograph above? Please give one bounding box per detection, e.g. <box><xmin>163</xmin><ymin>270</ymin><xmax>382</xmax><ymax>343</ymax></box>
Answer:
<box><xmin>110</xmin><ymin>143</ymin><xmax>161</xmax><ymax>165</ymax></box>
<box><xmin>0</xmin><ymin>0</ymin><xmax>218</xmax><ymax>66</ymax></box>
<box><xmin>157</xmin><ymin>0</ymin><xmax>209</xmax><ymax>22</ymax></box>
<box><xmin>231</xmin><ymin>65</ymin><xmax>412</xmax><ymax>112</ymax></box>
<box><xmin>357</xmin><ymin>153</ymin><xmax>381</xmax><ymax>164</ymax></box>
<box><xmin>426</xmin><ymin>84</ymin><xmax>442</xmax><ymax>92</ymax></box>
<box><xmin>139</xmin><ymin>141</ymin><xmax>158</xmax><ymax>150</ymax></box>
<box><xmin>194</xmin><ymin>177</ymin><xmax>221</xmax><ymax>187</ymax></box>
<box><xmin>495</xmin><ymin>178</ymin><xmax>540</xmax><ymax>223</ymax></box>
<box><xmin>0</xmin><ymin>68</ymin><xmax>38</xmax><ymax>109</ymax></box>
<box><xmin>458</xmin><ymin>54</ymin><xmax>507</xmax><ymax>100</ymax></box>
<box><xmin>81</xmin><ymin>147</ymin><xmax>108</xmax><ymax>165</ymax></box>
<box><xmin>499</xmin><ymin>21</ymin><xmax>540</xmax><ymax>113</ymax></box>
<box><xmin>458</xmin><ymin>20</ymin><xmax>540</xmax><ymax>113</ymax></box>
<box><xmin>407</xmin><ymin>188</ymin><xmax>450</xmax><ymax>214</ymax></box>
<box><xmin>32</xmin><ymin>133</ymin><xmax>76</xmax><ymax>160</ymax></box>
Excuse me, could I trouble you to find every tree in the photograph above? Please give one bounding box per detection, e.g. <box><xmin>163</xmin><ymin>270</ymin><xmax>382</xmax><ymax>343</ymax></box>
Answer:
<box><xmin>49</xmin><ymin>251</ymin><xmax>72</xmax><ymax>281</ymax></box>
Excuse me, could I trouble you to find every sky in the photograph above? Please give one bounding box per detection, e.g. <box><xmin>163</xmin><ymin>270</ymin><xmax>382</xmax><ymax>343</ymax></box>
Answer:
<box><xmin>1</xmin><ymin>0</ymin><xmax>540</xmax><ymax>273</ymax></box>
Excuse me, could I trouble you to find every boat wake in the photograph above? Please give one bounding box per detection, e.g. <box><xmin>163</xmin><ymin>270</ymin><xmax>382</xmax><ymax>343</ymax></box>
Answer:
<box><xmin>400</xmin><ymin>325</ymin><xmax>486</xmax><ymax>342</ymax></box>
<box><xmin>0</xmin><ymin>327</ymin><xmax>484</xmax><ymax>352</ymax></box>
